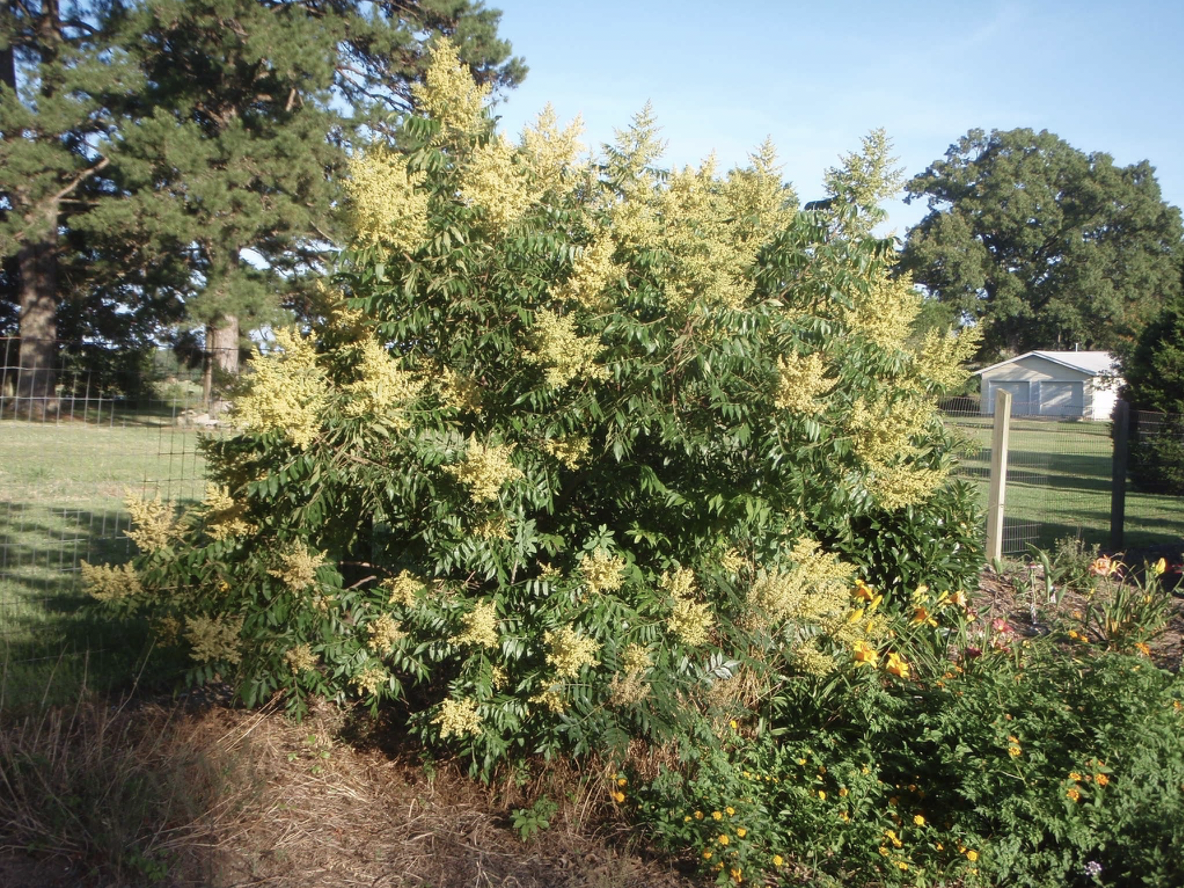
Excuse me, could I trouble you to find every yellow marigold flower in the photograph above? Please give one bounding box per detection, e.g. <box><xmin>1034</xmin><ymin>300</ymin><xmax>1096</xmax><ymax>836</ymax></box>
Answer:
<box><xmin>367</xmin><ymin>613</ymin><xmax>406</xmax><ymax>653</ymax></box>
<box><xmin>966</xmin><ymin>849</ymin><xmax>979</xmax><ymax>862</ymax></box>
<box><xmin>384</xmin><ymin>570</ymin><xmax>426</xmax><ymax>606</ymax></box>
<box><xmin>712</xmin><ymin>811</ymin><xmax>723</xmax><ymax>820</ymax></box>
<box><xmin>839</xmin><ymin>810</ymin><xmax>849</xmax><ymax>821</ymax></box>
<box><xmin>612</xmin><ymin>791</ymin><xmax>625</xmax><ymax>803</ymax></box>
<box><xmin>736</xmin><ymin>827</ymin><xmax>747</xmax><ymax>838</ymax></box>
<box><xmin>818</xmin><ymin>790</ymin><xmax>826</xmax><ymax>801</ymax></box>
<box><xmin>839</xmin><ymin>787</ymin><xmax>849</xmax><ymax>797</ymax></box>
<box><xmin>450</xmin><ymin>599</ymin><xmax>500</xmax><ymax>648</ymax></box>
<box><xmin>579</xmin><ymin>548</ymin><xmax>626</xmax><ymax>595</ymax></box>
<box><xmin>1009</xmin><ymin>745</ymin><xmax>1022</xmax><ymax>758</ymax></box>
<box><xmin>729</xmin><ymin>867</ymin><xmax>742</xmax><ymax>884</ymax></box>
<box><xmin>346</xmin><ymin>147</ymin><xmax>429</xmax><ymax>252</ymax></box>
<box><xmin>544</xmin><ymin>626</ymin><xmax>600</xmax><ymax>679</ymax></box>
<box><xmin>772</xmin><ymin>854</ymin><xmax>784</xmax><ymax>867</ymax></box>
<box><xmin>1069</xmin><ymin>771</ymin><xmax>1083</xmax><ymax>782</ymax></box>
<box><xmin>897</xmin><ymin>861</ymin><xmax>909</xmax><ymax>871</ymax></box>
<box><xmin>1066</xmin><ymin>787</ymin><xmax>1081</xmax><ymax>802</ymax></box>
<box><xmin>694</xmin><ymin>811</ymin><xmax>704</xmax><ymax>820</ymax></box>
<box><xmin>434</xmin><ymin>697</ymin><xmax>483</xmax><ymax>739</ymax></box>
<box><xmin>268</xmin><ymin>546</ymin><xmax>327</xmax><ymax>592</ymax></box>
<box><xmin>702</xmin><ymin>850</ymin><xmax>712</xmax><ymax>860</ymax></box>
<box><xmin>1095</xmin><ymin>773</ymin><xmax>1109</xmax><ymax>786</ymax></box>
<box><xmin>879</xmin><ymin>846</ymin><xmax>890</xmax><ymax>857</ymax></box>
<box><xmin>913</xmin><ymin>814</ymin><xmax>925</xmax><ymax>826</ymax></box>
<box><xmin>445</xmin><ymin>436</ymin><xmax>523</xmax><ymax>502</ymax></box>
<box><xmin>81</xmin><ymin>560</ymin><xmax>143</xmax><ymax>602</ymax></box>
<box><xmin>718</xmin><ymin>834</ymin><xmax>729</xmax><ymax>846</ymax></box>
<box><xmin>184</xmin><ymin>614</ymin><xmax>244</xmax><ymax>665</ymax></box>
<box><xmin>617</xmin><ymin>777</ymin><xmax>627</xmax><ymax>787</ymax></box>
<box><xmin>725</xmin><ymin>806</ymin><xmax>735</xmax><ymax>815</ymax></box>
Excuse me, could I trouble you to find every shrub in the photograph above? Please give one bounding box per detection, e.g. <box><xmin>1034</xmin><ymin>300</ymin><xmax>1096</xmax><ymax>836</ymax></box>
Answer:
<box><xmin>89</xmin><ymin>42</ymin><xmax>978</xmax><ymax>778</ymax></box>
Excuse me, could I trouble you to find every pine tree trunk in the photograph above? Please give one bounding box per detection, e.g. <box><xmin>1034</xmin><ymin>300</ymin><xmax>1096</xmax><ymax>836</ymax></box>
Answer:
<box><xmin>16</xmin><ymin>234</ymin><xmax>59</xmax><ymax>420</ymax></box>
<box><xmin>202</xmin><ymin>315</ymin><xmax>239</xmax><ymax>413</ymax></box>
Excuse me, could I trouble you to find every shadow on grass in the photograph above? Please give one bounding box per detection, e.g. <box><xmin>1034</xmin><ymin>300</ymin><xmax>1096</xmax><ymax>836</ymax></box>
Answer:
<box><xmin>0</xmin><ymin>503</ymin><xmax>183</xmax><ymax>707</ymax></box>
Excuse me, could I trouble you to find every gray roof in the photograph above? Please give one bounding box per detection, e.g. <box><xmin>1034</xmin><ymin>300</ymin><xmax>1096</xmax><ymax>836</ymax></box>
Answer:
<box><xmin>976</xmin><ymin>350</ymin><xmax>1120</xmax><ymax>377</ymax></box>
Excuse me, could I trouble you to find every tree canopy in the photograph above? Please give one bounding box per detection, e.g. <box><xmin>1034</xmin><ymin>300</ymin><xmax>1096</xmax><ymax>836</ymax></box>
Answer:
<box><xmin>900</xmin><ymin>128</ymin><xmax>1183</xmax><ymax>363</ymax></box>
<box><xmin>0</xmin><ymin>0</ymin><xmax>525</xmax><ymax>405</ymax></box>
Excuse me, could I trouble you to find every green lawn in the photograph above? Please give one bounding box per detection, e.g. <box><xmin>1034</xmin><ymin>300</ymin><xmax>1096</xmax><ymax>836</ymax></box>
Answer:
<box><xmin>946</xmin><ymin>414</ymin><xmax>1184</xmax><ymax>554</ymax></box>
<box><xmin>0</xmin><ymin>419</ymin><xmax>211</xmax><ymax>697</ymax></box>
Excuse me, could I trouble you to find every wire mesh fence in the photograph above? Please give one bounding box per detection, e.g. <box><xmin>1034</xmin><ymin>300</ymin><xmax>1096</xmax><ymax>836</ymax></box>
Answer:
<box><xmin>943</xmin><ymin>404</ymin><xmax>1184</xmax><ymax>556</ymax></box>
<box><xmin>3</xmin><ymin>338</ymin><xmax>1182</xmax><ymax>670</ymax></box>
<box><xmin>1</xmin><ymin>339</ymin><xmax>233</xmax><ymax>671</ymax></box>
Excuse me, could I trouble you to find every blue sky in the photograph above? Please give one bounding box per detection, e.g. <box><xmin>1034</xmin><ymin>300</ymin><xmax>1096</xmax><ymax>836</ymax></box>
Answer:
<box><xmin>490</xmin><ymin>0</ymin><xmax>1184</xmax><ymax>236</ymax></box>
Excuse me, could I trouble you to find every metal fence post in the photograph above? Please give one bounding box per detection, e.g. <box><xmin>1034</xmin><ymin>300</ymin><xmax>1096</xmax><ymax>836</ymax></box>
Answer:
<box><xmin>1110</xmin><ymin>400</ymin><xmax>1129</xmax><ymax>552</ymax></box>
<box><xmin>986</xmin><ymin>389</ymin><xmax>1012</xmax><ymax>563</ymax></box>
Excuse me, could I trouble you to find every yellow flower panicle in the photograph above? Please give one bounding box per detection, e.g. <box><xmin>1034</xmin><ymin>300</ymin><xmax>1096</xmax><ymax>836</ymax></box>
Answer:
<box><xmin>774</xmin><ymin>352</ymin><xmax>832</xmax><ymax>415</ymax></box>
<box><xmin>545</xmin><ymin>625</ymin><xmax>600</xmax><ymax>679</ymax></box>
<box><xmin>526</xmin><ymin>309</ymin><xmax>609</xmax><ymax>389</ymax></box>
<box><xmin>438</xmin><ymin>367</ymin><xmax>484</xmax><ymax>414</ymax></box>
<box><xmin>124</xmin><ymin>493</ymin><xmax>176</xmax><ymax>553</ymax></box>
<box><xmin>543</xmin><ymin>435</ymin><xmax>591</xmax><ymax>470</ymax></box>
<box><xmin>410</xmin><ymin>40</ymin><xmax>491</xmax><ymax>141</ymax></box>
<box><xmin>579</xmin><ymin>548</ymin><xmax>626</xmax><ymax>595</ymax></box>
<box><xmin>184</xmin><ymin>614</ymin><xmax>244</xmax><ymax>665</ymax></box>
<box><xmin>284</xmin><ymin>643</ymin><xmax>319</xmax><ymax>675</ymax></box>
<box><xmin>344</xmin><ymin>337</ymin><xmax>425</xmax><ymax>420</ymax></box>
<box><xmin>367</xmin><ymin>613</ymin><xmax>407</xmax><ymax>653</ymax></box>
<box><xmin>451</xmin><ymin>599</ymin><xmax>500</xmax><ymax>649</ymax></box>
<box><xmin>557</xmin><ymin>236</ymin><xmax>619</xmax><ymax>311</ymax></box>
<box><xmin>81</xmin><ymin>560</ymin><xmax>143</xmax><ymax>602</ymax></box>
<box><xmin>352</xmin><ymin>663</ymin><xmax>389</xmax><ymax>697</ymax></box>
<box><xmin>460</xmin><ymin>134</ymin><xmax>534</xmax><ymax>231</ymax></box>
<box><xmin>519</xmin><ymin>104</ymin><xmax>586</xmax><ymax>198</ymax></box>
<box><xmin>268</xmin><ymin>547</ymin><xmax>327</xmax><ymax>592</ymax></box>
<box><xmin>662</xmin><ymin>566</ymin><xmax>714</xmax><ymax>646</ymax></box>
<box><xmin>445</xmin><ymin>436</ymin><xmax>523</xmax><ymax>503</ymax></box>
<box><xmin>384</xmin><ymin>570</ymin><xmax>426</xmax><ymax>606</ymax></box>
<box><xmin>434</xmin><ymin>697</ymin><xmax>483</xmax><ymax>739</ymax></box>
<box><xmin>234</xmin><ymin>329</ymin><xmax>328</xmax><ymax>450</ymax></box>
<box><xmin>345</xmin><ymin>146</ymin><xmax>429</xmax><ymax>252</ymax></box>
<box><xmin>201</xmin><ymin>483</ymin><xmax>254</xmax><ymax>540</ymax></box>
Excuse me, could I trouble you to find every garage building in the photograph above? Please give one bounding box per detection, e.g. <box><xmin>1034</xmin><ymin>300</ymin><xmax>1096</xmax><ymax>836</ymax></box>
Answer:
<box><xmin>976</xmin><ymin>351</ymin><xmax>1122</xmax><ymax>420</ymax></box>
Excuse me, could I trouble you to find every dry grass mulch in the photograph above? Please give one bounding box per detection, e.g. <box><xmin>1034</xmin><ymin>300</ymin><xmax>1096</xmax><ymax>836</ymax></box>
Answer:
<box><xmin>0</xmin><ymin>696</ymin><xmax>695</xmax><ymax>888</ymax></box>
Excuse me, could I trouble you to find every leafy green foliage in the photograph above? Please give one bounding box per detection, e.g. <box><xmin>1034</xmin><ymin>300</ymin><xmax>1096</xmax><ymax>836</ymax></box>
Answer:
<box><xmin>90</xmin><ymin>46</ymin><xmax>978</xmax><ymax>781</ymax></box>
<box><xmin>1125</xmin><ymin>285</ymin><xmax>1184</xmax><ymax>493</ymax></box>
<box><xmin>901</xmin><ymin>128</ymin><xmax>1183</xmax><ymax>362</ymax></box>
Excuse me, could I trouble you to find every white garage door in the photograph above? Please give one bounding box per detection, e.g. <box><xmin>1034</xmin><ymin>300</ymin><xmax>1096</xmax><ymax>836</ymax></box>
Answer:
<box><xmin>1039</xmin><ymin>381</ymin><xmax>1084</xmax><ymax>417</ymax></box>
<box><xmin>987</xmin><ymin>381</ymin><xmax>1031</xmax><ymax>415</ymax></box>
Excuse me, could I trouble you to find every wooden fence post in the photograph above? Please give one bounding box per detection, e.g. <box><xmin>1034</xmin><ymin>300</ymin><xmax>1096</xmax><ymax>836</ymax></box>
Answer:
<box><xmin>1110</xmin><ymin>400</ymin><xmax>1129</xmax><ymax>552</ymax></box>
<box><xmin>986</xmin><ymin>389</ymin><xmax>1012</xmax><ymax>563</ymax></box>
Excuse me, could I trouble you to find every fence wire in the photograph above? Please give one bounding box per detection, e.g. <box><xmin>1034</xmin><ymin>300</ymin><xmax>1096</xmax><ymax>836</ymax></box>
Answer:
<box><xmin>1</xmin><ymin>340</ymin><xmax>233</xmax><ymax>668</ymax></box>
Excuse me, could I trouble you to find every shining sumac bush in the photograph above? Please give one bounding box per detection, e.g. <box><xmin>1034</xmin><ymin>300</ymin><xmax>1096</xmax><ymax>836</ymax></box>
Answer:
<box><xmin>91</xmin><ymin>42</ymin><xmax>979</xmax><ymax>776</ymax></box>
